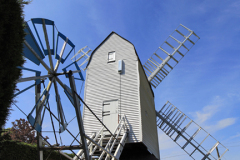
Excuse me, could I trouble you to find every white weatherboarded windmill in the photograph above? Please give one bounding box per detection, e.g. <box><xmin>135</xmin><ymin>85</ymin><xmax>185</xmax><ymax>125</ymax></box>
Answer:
<box><xmin>82</xmin><ymin>32</ymin><xmax>159</xmax><ymax>159</ymax></box>
<box><xmin>16</xmin><ymin>18</ymin><xmax>228</xmax><ymax>160</ymax></box>
<box><xmin>80</xmin><ymin>24</ymin><xmax>229</xmax><ymax>160</ymax></box>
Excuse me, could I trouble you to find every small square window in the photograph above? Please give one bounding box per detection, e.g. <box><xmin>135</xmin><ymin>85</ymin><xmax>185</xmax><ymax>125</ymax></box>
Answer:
<box><xmin>108</xmin><ymin>51</ymin><xmax>115</xmax><ymax>62</ymax></box>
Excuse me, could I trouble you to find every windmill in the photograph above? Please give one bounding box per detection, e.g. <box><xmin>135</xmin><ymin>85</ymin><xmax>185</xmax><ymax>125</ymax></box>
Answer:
<box><xmin>80</xmin><ymin>24</ymin><xmax>228</xmax><ymax>160</ymax></box>
<box><xmin>143</xmin><ymin>24</ymin><xmax>228</xmax><ymax>160</ymax></box>
<box><xmin>14</xmin><ymin>18</ymin><xmax>228</xmax><ymax>160</ymax></box>
<box><xmin>15</xmin><ymin>18</ymin><xmax>91</xmax><ymax>159</ymax></box>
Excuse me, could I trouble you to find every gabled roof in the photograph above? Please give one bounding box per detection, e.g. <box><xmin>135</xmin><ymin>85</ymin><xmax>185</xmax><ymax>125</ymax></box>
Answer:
<box><xmin>86</xmin><ymin>31</ymin><xmax>154</xmax><ymax>97</ymax></box>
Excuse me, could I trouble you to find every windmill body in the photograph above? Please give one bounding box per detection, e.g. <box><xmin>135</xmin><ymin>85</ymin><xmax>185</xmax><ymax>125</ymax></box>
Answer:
<box><xmin>83</xmin><ymin>32</ymin><xmax>160</xmax><ymax>159</ymax></box>
<box><xmin>16</xmin><ymin>18</ymin><xmax>228</xmax><ymax>160</ymax></box>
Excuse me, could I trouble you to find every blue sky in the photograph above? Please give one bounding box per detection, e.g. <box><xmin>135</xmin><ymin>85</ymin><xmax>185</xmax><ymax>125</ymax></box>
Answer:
<box><xmin>5</xmin><ymin>0</ymin><xmax>240</xmax><ymax>159</ymax></box>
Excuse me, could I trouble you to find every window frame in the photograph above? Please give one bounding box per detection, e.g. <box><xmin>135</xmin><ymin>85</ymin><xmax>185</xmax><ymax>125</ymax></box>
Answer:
<box><xmin>108</xmin><ymin>51</ymin><xmax>116</xmax><ymax>62</ymax></box>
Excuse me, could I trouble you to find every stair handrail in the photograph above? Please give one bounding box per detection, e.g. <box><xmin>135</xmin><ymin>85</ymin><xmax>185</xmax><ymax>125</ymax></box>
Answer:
<box><xmin>85</xmin><ymin>134</ymin><xmax>117</xmax><ymax>160</ymax></box>
<box><xmin>108</xmin><ymin>119</ymin><xmax>125</xmax><ymax>155</ymax></box>
<box><xmin>73</xmin><ymin>132</ymin><xmax>96</xmax><ymax>160</ymax></box>
<box><xmin>113</xmin><ymin>131</ymin><xmax>128</xmax><ymax>160</ymax></box>
<box><xmin>75</xmin><ymin>115</ymin><xmax>128</xmax><ymax>160</ymax></box>
<box><xmin>89</xmin><ymin>133</ymin><xmax>106</xmax><ymax>155</ymax></box>
<box><xmin>76</xmin><ymin>126</ymin><xmax>106</xmax><ymax>159</ymax></box>
<box><xmin>99</xmin><ymin>115</ymin><xmax>127</xmax><ymax>160</ymax></box>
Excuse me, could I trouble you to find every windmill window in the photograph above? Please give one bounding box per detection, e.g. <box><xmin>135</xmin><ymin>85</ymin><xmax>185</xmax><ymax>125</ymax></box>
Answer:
<box><xmin>108</xmin><ymin>51</ymin><xmax>115</xmax><ymax>62</ymax></box>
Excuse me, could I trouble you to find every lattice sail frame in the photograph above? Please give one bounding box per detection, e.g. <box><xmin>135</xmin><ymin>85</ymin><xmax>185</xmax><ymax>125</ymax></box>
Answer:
<box><xmin>15</xmin><ymin>17</ymin><xmax>130</xmax><ymax>160</ymax></box>
<box><xmin>143</xmin><ymin>24</ymin><xmax>200</xmax><ymax>88</ymax></box>
<box><xmin>71</xmin><ymin>46</ymin><xmax>92</xmax><ymax>71</ymax></box>
<box><xmin>156</xmin><ymin>101</ymin><xmax>228</xmax><ymax>160</ymax></box>
<box><xmin>15</xmin><ymin>18</ymin><xmax>93</xmax><ymax>159</ymax></box>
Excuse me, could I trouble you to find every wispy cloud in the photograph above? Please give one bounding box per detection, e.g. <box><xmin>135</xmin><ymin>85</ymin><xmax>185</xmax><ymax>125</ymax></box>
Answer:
<box><xmin>193</xmin><ymin>96</ymin><xmax>223</xmax><ymax>124</ymax></box>
<box><xmin>227</xmin><ymin>92</ymin><xmax>240</xmax><ymax>101</ymax></box>
<box><xmin>207</xmin><ymin>118</ymin><xmax>237</xmax><ymax>133</ymax></box>
<box><xmin>229</xmin><ymin>132</ymin><xmax>240</xmax><ymax>140</ymax></box>
<box><xmin>190</xmin><ymin>95</ymin><xmax>238</xmax><ymax>136</ymax></box>
<box><xmin>191</xmin><ymin>96</ymin><xmax>237</xmax><ymax>133</ymax></box>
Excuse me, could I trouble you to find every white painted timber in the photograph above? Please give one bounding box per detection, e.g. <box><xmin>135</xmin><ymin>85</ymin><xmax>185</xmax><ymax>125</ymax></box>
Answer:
<box><xmin>83</xmin><ymin>32</ymin><xmax>159</xmax><ymax>159</ymax></box>
<box><xmin>138</xmin><ymin>61</ymin><xmax>160</xmax><ymax>159</ymax></box>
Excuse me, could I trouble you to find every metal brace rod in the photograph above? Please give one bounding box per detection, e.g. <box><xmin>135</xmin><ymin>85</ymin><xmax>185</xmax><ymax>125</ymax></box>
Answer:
<box><xmin>68</xmin><ymin>72</ymin><xmax>90</xmax><ymax>160</ymax></box>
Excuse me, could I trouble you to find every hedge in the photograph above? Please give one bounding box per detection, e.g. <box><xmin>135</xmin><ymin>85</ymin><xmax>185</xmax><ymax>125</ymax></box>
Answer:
<box><xmin>0</xmin><ymin>140</ymin><xmax>75</xmax><ymax>160</ymax></box>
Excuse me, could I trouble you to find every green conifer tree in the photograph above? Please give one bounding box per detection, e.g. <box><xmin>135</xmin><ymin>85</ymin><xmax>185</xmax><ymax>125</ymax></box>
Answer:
<box><xmin>0</xmin><ymin>0</ymin><xmax>31</xmax><ymax>132</ymax></box>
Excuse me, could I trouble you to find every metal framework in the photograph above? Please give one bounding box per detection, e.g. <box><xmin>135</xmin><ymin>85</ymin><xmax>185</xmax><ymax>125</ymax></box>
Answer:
<box><xmin>156</xmin><ymin>101</ymin><xmax>228</xmax><ymax>160</ymax></box>
<box><xmin>14</xmin><ymin>18</ymin><xmax>92</xmax><ymax>160</ymax></box>
<box><xmin>14</xmin><ymin>18</ymin><xmax>229</xmax><ymax>160</ymax></box>
<box><xmin>15</xmin><ymin>18</ymin><xmax>129</xmax><ymax>160</ymax></box>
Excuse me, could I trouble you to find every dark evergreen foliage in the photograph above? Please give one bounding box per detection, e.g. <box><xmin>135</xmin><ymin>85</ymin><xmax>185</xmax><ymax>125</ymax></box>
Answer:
<box><xmin>0</xmin><ymin>140</ymin><xmax>74</xmax><ymax>160</ymax></box>
<box><xmin>0</xmin><ymin>0</ymin><xmax>25</xmax><ymax>130</ymax></box>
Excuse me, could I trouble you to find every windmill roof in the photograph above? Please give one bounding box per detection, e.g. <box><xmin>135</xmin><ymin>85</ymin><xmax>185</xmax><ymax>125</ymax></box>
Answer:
<box><xmin>86</xmin><ymin>31</ymin><xmax>154</xmax><ymax>97</ymax></box>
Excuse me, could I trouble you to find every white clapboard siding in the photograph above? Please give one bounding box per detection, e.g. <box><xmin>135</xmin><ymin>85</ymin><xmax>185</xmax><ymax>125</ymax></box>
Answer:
<box><xmin>138</xmin><ymin>61</ymin><xmax>160</xmax><ymax>159</ymax></box>
<box><xmin>82</xmin><ymin>32</ymin><xmax>159</xmax><ymax>159</ymax></box>
<box><xmin>83</xmin><ymin>33</ymin><xmax>141</xmax><ymax>142</ymax></box>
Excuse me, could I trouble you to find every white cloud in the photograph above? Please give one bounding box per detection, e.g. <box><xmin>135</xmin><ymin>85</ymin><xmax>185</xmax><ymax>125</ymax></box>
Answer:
<box><xmin>227</xmin><ymin>92</ymin><xmax>240</xmax><ymax>101</ymax></box>
<box><xmin>229</xmin><ymin>133</ymin><xmax>240</xmax><ymax>140</ymax></box>
<box><xmin>193</xmin><ymin>96</ymin><xmax>223</xmax><ymax>124</ymax></box>
<box><xmin>216</xmin><ymin>118</ymin><xmax>237</xmax><ymax>129</ymax></box>
<box><xmin>207</xmin><ymin>118</ymin><xmax>237</xmax><ymax>133</ymax></box>
<box><xmin>195</xmin><ymin>111</ymin><xmax>212</xmax><ymax>124</ymax></box>
<box><xmin>191</xmin><ymin>96</ymin><xmax>237</xmax><ymax>133</ymax></box>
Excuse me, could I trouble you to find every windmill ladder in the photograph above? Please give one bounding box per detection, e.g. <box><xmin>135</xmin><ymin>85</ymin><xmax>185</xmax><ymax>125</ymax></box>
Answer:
<box><xmin>73</xmin><ymin>115</ymin><xmax>128</xmax><ymax>160</ymax></box>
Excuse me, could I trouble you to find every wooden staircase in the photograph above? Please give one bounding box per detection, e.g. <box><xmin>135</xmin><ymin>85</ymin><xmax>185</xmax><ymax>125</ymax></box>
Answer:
<box><xmin>91</xmin><ymin>135</ymin><xmax>123</xmax><ymax>159</ymax></box>
<box><xmin>73</xmin><ymin>115</ymin><xmax>128</xmax><ymax>160</ymax></box>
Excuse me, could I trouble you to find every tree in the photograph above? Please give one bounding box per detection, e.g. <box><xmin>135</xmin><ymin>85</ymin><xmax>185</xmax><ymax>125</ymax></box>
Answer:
<box><xmin>9</xmin><ymin>118</ymin><xmax>49</xmax><ymax>144</ymax></box>
<box><xmin>0</xmin><ymin>0</ymin><xmax>31</xmax><ymax>132</ymax></box>
<box><xmin>10</xmin><ymin>118</ymin><xmax>37</xmax><ymax>144</ymax></box>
